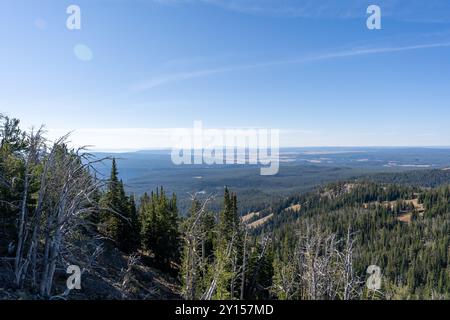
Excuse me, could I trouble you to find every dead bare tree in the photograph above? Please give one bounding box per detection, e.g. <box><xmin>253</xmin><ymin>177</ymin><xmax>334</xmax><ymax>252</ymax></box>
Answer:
<box><xmin>229</xmin><ymin>228</ymin><xmax>245</xmax><ymax>299</ymax></box>
<box><xmin>13</xmin><ymin>132</ymin><xmax>106</xmax><ymax>297</ymax></box>
<box><xmin>14</xmin><ymin>127</ymin><xmax>46</xmax><ymax>287</ymax></box>
<box><xmin>39</xmin><ymin>144</ymin><xmax>103</xmax><ymax>296</ymax></box>
<box><xmin>182</xmin><ymin>193</ymin><xmax>214</xmax><ymax>300</ymax></box>
<box><xmin>119</xmin><ymin>253</ymin><xmax>140</xmax><ymax>299</ymax></box>
<box><xmin>293</xmin><ymin>222</ymin><xmax>361</xmax><ymax>300</ymax></box>
<box><xmin>339</xmin><ymin>225</ymin><xmax>362</xmax><ymax>300</ymax></box>
<box><xmin>296</xmin><ymin>225</ymin><xmax>340</xmax><ymax>299</ymax></box>
<box><xmin>240</xmin><ymin>230</ymin><xmax>248</xmax><ymax>300</ymax></box>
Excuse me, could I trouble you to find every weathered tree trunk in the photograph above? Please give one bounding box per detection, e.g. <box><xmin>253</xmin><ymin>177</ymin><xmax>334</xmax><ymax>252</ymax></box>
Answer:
<box><xmin>14</xmin><ymin>163</ymin><xmax>29</xmax><ymax>287</ymax></box>
<box><xmin>13</xmin><ymin>132</ymin><xmax>104</xmax><ymax>297</ymax></box>
<box><xmin>240</xmin><ymin>231</ymin><xmax>248</xmax><ymax>300</ymax></box>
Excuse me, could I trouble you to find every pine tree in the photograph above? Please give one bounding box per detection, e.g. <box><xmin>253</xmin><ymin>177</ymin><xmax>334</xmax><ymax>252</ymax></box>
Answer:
<box><xmin>140</xmin><ymin>187</ymin><xmax>180</xmax><ymax>269</ymax></box>
<box><xmin>100</xmin><ymin>158</ymin><xmax>140</xmax><ymax>253</ymax></box>
<box><xmin>0</xmin><ymin>116</ymin><xmax>27</xmax><ymax>253</ymax></box>
<box><xmin>119</xmin><ymin>193</ymin><xmax>140</xmax><ymax>253</ymax></box>
<box><xmin>213</xmin><ymin>187</ymin><xmax>244</xmax><ymax>299</ymax></box>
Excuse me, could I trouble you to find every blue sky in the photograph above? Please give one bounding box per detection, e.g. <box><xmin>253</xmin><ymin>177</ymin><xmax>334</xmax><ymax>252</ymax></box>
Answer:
<box><xmin>1</xmin><ymin>0</ymin><xmax>450</xmax><ymax>149</ymax></box>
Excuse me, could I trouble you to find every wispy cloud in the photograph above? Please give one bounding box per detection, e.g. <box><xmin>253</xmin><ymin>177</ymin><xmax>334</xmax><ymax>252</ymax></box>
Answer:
<box><xmin>130</xmin><ymin>67</ymin><xmax>234</xmax><ymax>91</ymax></box>
<box><xmin>130</xmin><ymin>41</ymin><xmax>450</xmax><ymax>92</ymax></box>
<box><xmin>152</xmin><ymin>0</ymin><xmax>450</xmax><ymax>22</ymax></box>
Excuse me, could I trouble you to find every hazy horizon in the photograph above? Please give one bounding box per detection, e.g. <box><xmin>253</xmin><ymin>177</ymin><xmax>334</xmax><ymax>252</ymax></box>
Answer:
<box><xmin>2</xmin><ymin>0</ymin><xmax>450</xmax><ymax>148</ymax></box>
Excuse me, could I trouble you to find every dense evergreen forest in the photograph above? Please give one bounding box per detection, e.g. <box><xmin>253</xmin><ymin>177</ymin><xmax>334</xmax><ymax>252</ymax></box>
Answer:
<box><xmin>0</xmin><ymin>115</ymin><xmax>449</xmax><ymax>300</ymax></box>
<box><xmin>264</xmin><ymin>181</ymin><xmax>450</xmax><ymax>299</ymax></box>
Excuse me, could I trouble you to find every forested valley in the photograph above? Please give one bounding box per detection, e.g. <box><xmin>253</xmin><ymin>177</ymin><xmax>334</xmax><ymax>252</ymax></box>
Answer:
<box><xmin>0</xmin><ymin>115</ymin><xmax>449</xmax><ymax>300</ymax></box>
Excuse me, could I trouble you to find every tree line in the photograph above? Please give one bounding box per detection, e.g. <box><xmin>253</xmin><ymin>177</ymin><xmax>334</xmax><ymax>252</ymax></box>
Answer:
<box><xmin>0</xmin><ymin>115</ymin><xmax>273</xmax><ymax>299</ymax></box>
<box><xmin>1</xmin><ymin>114</ymin><xmax>449</xmax><ymax>299</ymax></box>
